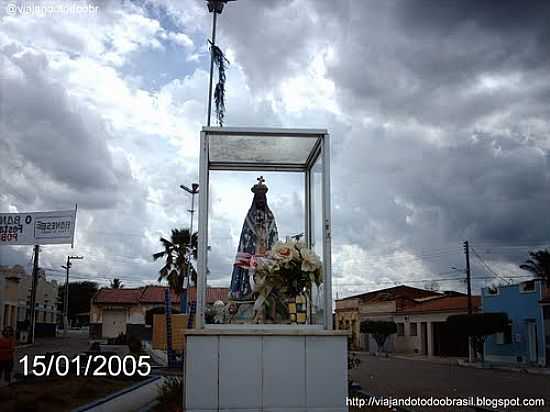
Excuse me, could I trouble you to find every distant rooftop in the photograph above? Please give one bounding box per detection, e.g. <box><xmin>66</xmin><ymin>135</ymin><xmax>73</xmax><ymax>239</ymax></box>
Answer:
<box><xmin>337</xmin><ymin>285</ymin><xmax>441</xmax><ymax>303</ymax></box>
<box><xmin>400</xmin><ymin>295</ymin><xmax>481</xmax><ymax>314</ymax></box>
<box><xmin>93</xmin><ymin>286</ymin><xmax>229</xmax><ymax>305</ymax></box>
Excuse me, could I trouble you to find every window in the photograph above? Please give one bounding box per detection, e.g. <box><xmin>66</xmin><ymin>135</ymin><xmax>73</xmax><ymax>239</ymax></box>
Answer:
<box><xmin>410</xmin><ymin>322</ymin><xmax>418</xmax><ymax>336</ymax></box>
<box><xmin>519</xmin><ymin>281</ymin><xmax>535</xmax><ymax>293</ymax></box>
<box><xmin>397</xmin><ymin>322</ymin><xmax>405</xmax><ymax>336</ymax></box>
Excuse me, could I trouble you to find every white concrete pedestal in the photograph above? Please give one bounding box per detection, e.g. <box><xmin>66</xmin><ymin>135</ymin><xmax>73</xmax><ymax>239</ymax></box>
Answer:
<box><xmin>184</xmin><ymin>329</ymin><xmax>349</xmax><ymax>412</ymax></box>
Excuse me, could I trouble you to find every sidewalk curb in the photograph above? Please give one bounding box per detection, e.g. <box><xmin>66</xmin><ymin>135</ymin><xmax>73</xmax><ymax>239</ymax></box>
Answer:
<box><xmin>457</xmin><ymin>359</ymin><xmax>550</xmax><ymax>376</ymax></box>
<box><xmin>354</xmin><ymin>351</ymin><xmax>550</xmax><ymax>376</ymax></box>
<box><xmin>353</xmin><ymin>351</ymin><xmax>461</xmax><ymax>366</ymax></box>
<box><xmin>15</xmin><ymin>344</ymin><xmax>33</xmax><ymax>350</ymax></box>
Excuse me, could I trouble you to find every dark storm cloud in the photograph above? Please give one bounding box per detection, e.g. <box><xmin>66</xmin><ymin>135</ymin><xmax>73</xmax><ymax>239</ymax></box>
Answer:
<box><xmin>219</xmin><ymin>0</ymin><xmax>324</xmax><ymax>91</ymax></box>
<box><xmin>333</xmin><ymin>123</ymin><xmax>550</xmax><ymax>275</ymax></box>
<box><xmin>324</xmin><ymin>1</ymin><xmax>550</xmax><ymax>127</ymax></box>
<box><xmin>0</xmin><ymin>45</ymin><xmax>125</xmax><ymax>209</ymax></box>
<box><xmin>211</xmin><ymin>0</ymin><xmax>550</xmax><ymax>289</ymax></box>
<box><xmin>222</xmin><ymin>1</ymin><xmax>550</xmax><ymax>127</ymax></box>
<box><xmin>396</xmin><ymin>0</ymin><xmax>550</xmax><ymax>38</ymax></box>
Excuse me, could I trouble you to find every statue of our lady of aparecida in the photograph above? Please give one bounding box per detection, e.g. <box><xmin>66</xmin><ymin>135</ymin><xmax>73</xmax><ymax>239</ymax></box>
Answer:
<box><xmin>227</xmin><ymin>177</ymin><xmax>279</xmax><ymax>321</ymax></box>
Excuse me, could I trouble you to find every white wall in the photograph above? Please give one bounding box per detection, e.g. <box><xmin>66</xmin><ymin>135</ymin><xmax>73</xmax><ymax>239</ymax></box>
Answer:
<box><xmin>185</xmin><ymin>333</ymin><xmax>348</xmax><ymax>412</ymax></box>
<box><xmin>392</xmin><ymin>312</ymin><xmax>462</xmax><ymax>356</ymax></box>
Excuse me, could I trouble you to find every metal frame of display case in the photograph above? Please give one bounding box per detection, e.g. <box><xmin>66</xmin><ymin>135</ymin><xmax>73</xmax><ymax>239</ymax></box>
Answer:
<box><xmin>197</xmin><ymin>127</ymin><xmax>332</xmax><ymax>330</ymax></box>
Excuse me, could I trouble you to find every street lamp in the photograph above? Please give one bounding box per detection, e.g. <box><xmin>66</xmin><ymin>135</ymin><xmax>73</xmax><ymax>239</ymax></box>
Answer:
<box><xmin>180</xmin><ymin>184</ymin><xmax>200</xmax><ymax>237</ymax></box>
<box><xmin>180</xmin><ymin>183</ymin><xmax>199</xmax><ymax>314</ymax></box>
<box><xmin>206</xmin><ymin>0</ymin><xmax>235</xmax><ymax>13</ymax></box>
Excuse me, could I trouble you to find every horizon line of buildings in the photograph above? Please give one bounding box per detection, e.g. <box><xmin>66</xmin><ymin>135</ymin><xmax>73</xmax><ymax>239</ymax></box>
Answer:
<box><xmin>335</xmin><ymin>280</ymin><xmax>550</xmax><ymax>367</ymax></box>
<box><xmin>2</xmin><ymin>263</ymin><xmax>549</xmax><ymax>368</ymax></box>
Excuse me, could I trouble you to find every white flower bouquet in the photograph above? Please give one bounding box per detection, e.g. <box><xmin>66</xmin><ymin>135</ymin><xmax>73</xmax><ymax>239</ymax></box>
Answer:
<box><xmin>253</xmin><ymin>239</ymin><xmax>323</xmax><ymax>322</ymax></box>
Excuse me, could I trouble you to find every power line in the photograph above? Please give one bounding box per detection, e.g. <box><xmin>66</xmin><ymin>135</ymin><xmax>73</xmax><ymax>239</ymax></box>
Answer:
<box><xmin>336</xmin><ymin>274</ymin><xmax>535</xmax><ymax>286</ymax></box>
<box><xmin>470</xmin><ymin>246</ymin><xmax>512</xmax><ymax>284</ymax></box>
<box><xmin>40</xmin><ymin>267</ymin><xmax>154</xmax><ymax>283</ymax></box>
<box><xmin>334</xmin><ymin>276</ymin><xmax>466</xmax><ymax>287</ymax></box>
<box><xmin>85</xmin><ymin>230</ymin><xmax>164</xmax><ymax>238</ymax></box>
<box><xmin>358</xmin><ymin>248</ymin><xmax>459</xmax><ymax>261</ymax></box>
<box><xmin>470</xmin><ymin>241</ymin><xmax>550</xmax><ymax>248</ymax></box>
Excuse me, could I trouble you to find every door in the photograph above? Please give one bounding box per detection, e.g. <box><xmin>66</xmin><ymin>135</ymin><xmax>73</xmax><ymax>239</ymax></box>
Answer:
<box><xmin>526</xmin><ymin>321</ymin><xmax>538</xmax><ymax>364</ymax></box>
<box><xmin>420</xmin><ymin>322</ymin><xmax>428</xmax><ymax>355</ymax></box>
<box><xmin>102</xmin><ymin>310</ymin><xmax>127</xmax><ymax>338</ymax></box>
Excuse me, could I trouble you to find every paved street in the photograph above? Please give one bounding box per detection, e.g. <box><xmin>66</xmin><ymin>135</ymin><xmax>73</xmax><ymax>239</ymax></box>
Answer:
<box><xmin>352</xmin><ymin>354</ymin><xmax>550</xmax><ymax>411</ymax></box>
<box><xmin>14</xmin><ymin>329</ymin><xmax>90</xmax><ymax>374</ymax></box>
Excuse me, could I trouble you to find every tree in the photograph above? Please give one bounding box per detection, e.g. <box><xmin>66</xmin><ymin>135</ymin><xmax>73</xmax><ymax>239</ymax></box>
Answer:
<box><xmin>520</xmin><ymin>249</ymin><xmax>550</xmax><ymax>281</ymax></box>
<box><xmin>153</xmin><ymin>228</ymin><xmax>198</xmax><ymax>296</ymax></box>
<box><xmin>360</xmin><ymin>320</ymin><xmax>397</xmax><ymax>353</ymax></box>
<box><xmin>447</xmin><ymin>312</ymin><xmax>509</xmax><ymax>362</ymax></box>
<box><xmin>110</xmin><ymin>278</ymin><xmax>124</xmax><ymax>289</ymax></box>
<box><xmin>57</xmin><ymin>281</ymin><xmax>98</xmax><ymax>324</ymax></box>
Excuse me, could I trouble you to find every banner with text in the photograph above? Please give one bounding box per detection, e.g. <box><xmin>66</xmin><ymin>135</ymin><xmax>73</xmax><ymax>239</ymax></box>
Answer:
<box><xmin>0</xmin><ymin>209</ymin><xmax>77</xmax><ymax>246</ymax></box>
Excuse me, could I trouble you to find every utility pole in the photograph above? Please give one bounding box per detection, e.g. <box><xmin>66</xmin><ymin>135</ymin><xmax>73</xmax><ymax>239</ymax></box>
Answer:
<box><xmin>61</xmin><ymin>255</ymin><xmax>83</xmax><ymax>336</ymax></box>
<box><xmin>464</xmin><ymin>241</ymin><xmax>472</xmax><ymax>314</ymax></box>
<box><xmin>28</xmin><ymin>245</ymin><xmax>40</xmax><ymax>344</ymax></box>
<box><xmin>464</xmin><ymin>240</ymin><xmax>473</xmax><ymax>362</ymax></box>
<box><xmin>180</xmin><ymin>184</ymin><xmax>199</xmax><ymax>314</ymax></box>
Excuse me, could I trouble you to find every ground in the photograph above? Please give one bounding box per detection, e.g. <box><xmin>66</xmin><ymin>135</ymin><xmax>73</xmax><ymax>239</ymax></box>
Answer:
<box><xmin>0</xmin><ymin>329</ymin><xmax>145</xmax><ymax>411</ymax></box>
<box><xmin>14</xmin><ymin>329</ymin><xmax>90</xmax><ymax>368</ymax></box>
<box><xmin>351</xmin><ymin>353</ymin><xmax>550</xmax><ymax>411</ymax></box>
<box><xmin>0</xmin><ymin>375</ymin><xmax>143</xmax><ymax>412</ymax></box>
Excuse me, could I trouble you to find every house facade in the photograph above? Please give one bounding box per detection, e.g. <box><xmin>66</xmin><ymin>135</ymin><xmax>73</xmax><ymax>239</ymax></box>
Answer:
<box><xmin>482</xmin><ymin>280</ymin><xmax>546</xmax><ymax>367</ymax></box>
<box><xmin>0</xmin><ymin>265</ymin><xmax>58</xmax><ymax>339</ymax></box>
<box><xmin>335</xmin><ymin>285</ymin><xmax>479</xmax><ymax>357</ymax></box>
<box><xmin>90</xmin><ymin>286</ymin><xmax>228</xmax><ymax>340</ymax></box>
<box><xmin>335</xmin><ymin>285</ymin><xmax>442</xmax><ymax>350</ymax></box>
<box><xmin>392</xmin><ymin>294</ymin><xmax>480</xmax><ymax>357</ymax></box>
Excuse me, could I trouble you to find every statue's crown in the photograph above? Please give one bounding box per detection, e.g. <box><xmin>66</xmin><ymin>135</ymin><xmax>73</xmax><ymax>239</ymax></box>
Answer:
<box><xmin>251</xmin><ymin>176</ymin><xmax>268</xmax><ymax>194</ymax></box>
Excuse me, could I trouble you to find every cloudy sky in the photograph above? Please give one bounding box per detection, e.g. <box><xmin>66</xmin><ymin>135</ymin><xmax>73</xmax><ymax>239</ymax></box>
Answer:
<box><xmin>0</xmin><ymin>0</ymin><xmax>549</xmax><ymax>298</ymax></box>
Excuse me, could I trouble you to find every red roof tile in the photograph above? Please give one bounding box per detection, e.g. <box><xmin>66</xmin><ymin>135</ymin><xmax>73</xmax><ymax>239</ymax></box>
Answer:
<box><xmin>92</xmin><ymin>286</ymin><xmax>229</xmax><ymax>305</ymax></box>
<box><xmin>93</xmin><ymin>288</ymin><xmax>143</xmax><ymax>304</ymax></box>
<box><xmin>139</xmin><ymin>286</ymin><xmax>181</xmax><ymax>304</ymax></box>
<box><xmin>401</xmin><ymin>295</ymin><xmax>481</xmax><ymax>314</ymax></box>
<box><xmin>338</xmin><ymin>285</ymin><xmax>441</xmax><ymax>303</ymax></box>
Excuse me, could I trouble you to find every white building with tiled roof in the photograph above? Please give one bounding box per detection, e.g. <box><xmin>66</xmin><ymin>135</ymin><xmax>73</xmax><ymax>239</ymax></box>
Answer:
<box><xmin>90</xmin><ymin>285</ymin><xmax>228</xmax><ymax>339</ymax></box>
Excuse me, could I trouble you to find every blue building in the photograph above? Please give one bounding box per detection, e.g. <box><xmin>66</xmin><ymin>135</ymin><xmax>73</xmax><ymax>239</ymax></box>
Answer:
<box><xmin>481</xmin><ymin>280</ymin><xmax>546</xmax><ymax>367</ymax></box>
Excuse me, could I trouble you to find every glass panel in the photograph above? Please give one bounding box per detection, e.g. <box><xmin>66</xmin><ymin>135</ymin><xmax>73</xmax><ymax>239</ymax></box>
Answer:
<box><xmin>206</xmin><ymin>171</ymin><xmax>315</xmax><ymax>326</ymax></box>
<box><xmin>309</xmin><ymin>152</ymin><xmax>325</xmax><ymax>325</ymax></box>
<box><xmin>209</xmin><ymin>134</ymin><xmax>319</xmax><ymax>165</ymax></box>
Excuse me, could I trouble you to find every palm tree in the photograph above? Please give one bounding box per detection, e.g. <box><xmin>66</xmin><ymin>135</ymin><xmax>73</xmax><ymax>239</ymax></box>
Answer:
<box><xmin>520</xmin><ymin>249</ymin><xmax>550</xmax><ymax>281</ymax></box>
<box><xmin>110</xmin><ymin>278</ymin><xmax>124</xmax><ymax>289</ymax></box>
<box><xmin>153</xmin><ymin>228</ymin><xmax>198</xmax><ymax>297</ymax></box>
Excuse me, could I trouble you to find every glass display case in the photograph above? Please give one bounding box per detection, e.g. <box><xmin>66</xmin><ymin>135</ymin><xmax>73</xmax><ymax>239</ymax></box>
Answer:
<box><xmin>196</xmin><ymin>127</ymin><xmax>332</xmax><ymax>329</ymax></box>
